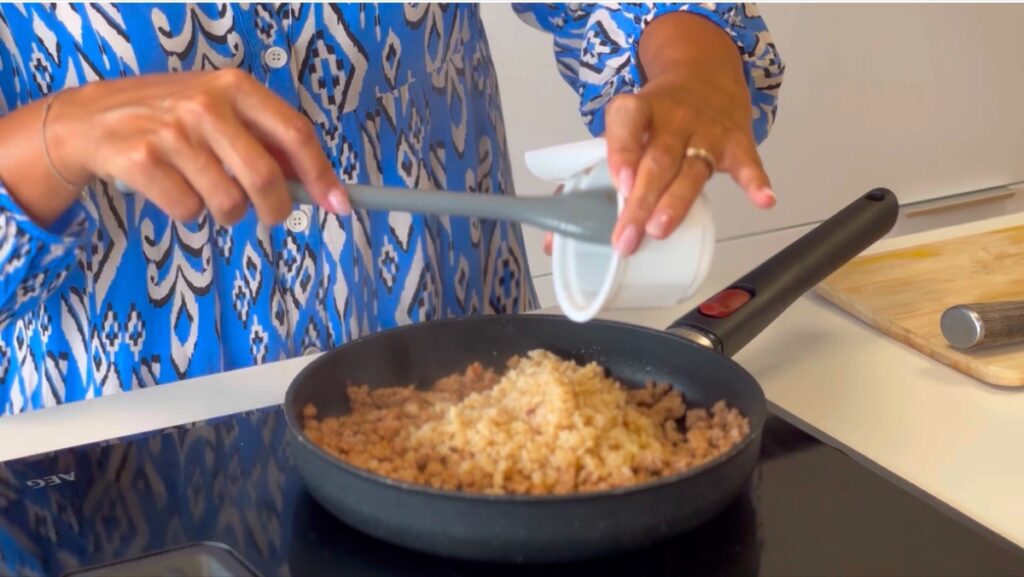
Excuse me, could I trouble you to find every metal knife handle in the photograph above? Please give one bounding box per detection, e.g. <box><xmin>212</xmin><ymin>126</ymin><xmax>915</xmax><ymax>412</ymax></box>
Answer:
<box><xmin>941</xmin><ymin>301</ymin><xmax>1024</xmax><ymax>350</ymax></box>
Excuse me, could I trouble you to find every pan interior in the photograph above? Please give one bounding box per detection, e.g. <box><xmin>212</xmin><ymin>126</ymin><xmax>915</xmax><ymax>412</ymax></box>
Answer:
<box><xmin>288</xmin><ymin>315</ymin><xmax>765</xmax><ymax>436</ymax></box>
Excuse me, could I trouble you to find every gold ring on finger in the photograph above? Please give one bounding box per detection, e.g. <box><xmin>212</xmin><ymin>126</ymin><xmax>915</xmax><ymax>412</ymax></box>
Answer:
<box><xmin>684</xmin><ymin>146</ymin><xmax>717</xmax><ymax>175</ymax></box>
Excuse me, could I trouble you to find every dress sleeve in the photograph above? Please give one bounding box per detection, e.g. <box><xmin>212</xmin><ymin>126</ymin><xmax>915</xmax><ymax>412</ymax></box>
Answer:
<box><xmin>512</xmin><ymin>3</ymin><xmax>784</xmax><ymax>143</ymax></box>
<box><xmin>0</xmin><ymin>183</ymin><xmax>95</xmax><ymax>329</ymax></box>
<box><xmin>0</xmin><ymin>9</ymin><xmax>95</xmax><ymax>329</ymax></box>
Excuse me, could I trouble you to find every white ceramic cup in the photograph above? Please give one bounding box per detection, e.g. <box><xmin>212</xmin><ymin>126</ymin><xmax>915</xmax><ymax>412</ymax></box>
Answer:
<box><xmin>525</xmin><ymin>138</ymin><xmax>716</xmax><ymax>322</ymax></box>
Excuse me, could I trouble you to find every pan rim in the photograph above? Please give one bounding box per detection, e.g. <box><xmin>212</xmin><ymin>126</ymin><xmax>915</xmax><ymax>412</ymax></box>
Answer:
<box><xmin>283</xmin><ymin>313</ymin><xmax>766</xmax><ymax>504</ymax></box>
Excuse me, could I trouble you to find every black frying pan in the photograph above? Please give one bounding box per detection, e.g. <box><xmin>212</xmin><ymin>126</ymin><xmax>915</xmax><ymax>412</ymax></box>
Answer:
<box><xmin>284</xmin><ymin>188</ymin><xmax>899</xmax><ymax>563</ymax></box>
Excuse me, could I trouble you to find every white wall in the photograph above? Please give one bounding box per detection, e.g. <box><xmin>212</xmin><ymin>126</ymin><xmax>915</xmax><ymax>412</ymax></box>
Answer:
<box><xmin>482</xmin><ymin>4</ymin><xmax>1024</xmax><ymax>305</ymax></box>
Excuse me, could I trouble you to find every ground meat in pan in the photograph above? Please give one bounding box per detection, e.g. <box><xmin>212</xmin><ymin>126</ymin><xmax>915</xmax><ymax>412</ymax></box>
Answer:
<box><xmin>303</xmin><ymin>349</ymin><xmax>749</xmax><ymax>496</ymax></box>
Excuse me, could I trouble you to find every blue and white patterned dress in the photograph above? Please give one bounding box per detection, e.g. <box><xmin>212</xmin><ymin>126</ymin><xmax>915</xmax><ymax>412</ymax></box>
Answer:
<box><xmin>0</xmin><ymin>3</ymin><xmax>783</xmax><ymax>415</ymax></box>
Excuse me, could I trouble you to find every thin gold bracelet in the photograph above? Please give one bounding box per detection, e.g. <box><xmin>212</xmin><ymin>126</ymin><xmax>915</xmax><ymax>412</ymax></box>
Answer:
<box><xmin>40</xmin><ymin>91</ymin><xmax>83</xmax><ymax>192</ymax></box>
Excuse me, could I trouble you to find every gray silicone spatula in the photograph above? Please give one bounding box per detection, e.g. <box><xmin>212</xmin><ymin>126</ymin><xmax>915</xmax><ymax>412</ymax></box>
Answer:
<box><xmin>115</xmin><ymin>180</ymin><xmax>617</xmax><ymax>245</ymax></box>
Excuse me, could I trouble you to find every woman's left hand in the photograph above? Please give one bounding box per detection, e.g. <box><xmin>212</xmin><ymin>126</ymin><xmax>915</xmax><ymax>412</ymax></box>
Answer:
<box><xmin>603</xmin><ymin>12</ymin><xmax>777</xmax><ymax>256</ymax></box>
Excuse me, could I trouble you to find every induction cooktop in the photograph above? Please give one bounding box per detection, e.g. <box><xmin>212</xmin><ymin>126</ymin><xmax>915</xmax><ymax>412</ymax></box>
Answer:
<box><xmin>1</xmin><ymin>406</ymin><xmax>1021</xmax><ymax>577</ymax></box>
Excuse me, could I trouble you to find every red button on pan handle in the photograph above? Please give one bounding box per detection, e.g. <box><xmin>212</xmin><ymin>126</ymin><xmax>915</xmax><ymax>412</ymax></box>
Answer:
<box><xmin>698</xmin><ymin>288</ymin><xmax>753</xmax><ymax>318</ymax></box>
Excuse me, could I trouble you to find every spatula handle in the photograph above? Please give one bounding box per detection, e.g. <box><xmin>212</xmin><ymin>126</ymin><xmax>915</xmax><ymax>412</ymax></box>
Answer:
<box><xmin>115</xmin><ymin>179</ymin><xmax>611</xmax><ymax>244</ymax></box>
<box><xmin>290</xmin><ymin>182</ymin><xmax>613</xmax><ymax>244</ymax></box>
<box><xmin>941</xmin><ymin>301</ymin><xmax>1024</xmax><ymax>350</ymax></box>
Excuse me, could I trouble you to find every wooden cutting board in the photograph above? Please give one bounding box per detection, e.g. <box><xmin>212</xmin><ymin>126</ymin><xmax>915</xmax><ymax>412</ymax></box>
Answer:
<box><xmin>816</xmin><ymin>224</ymin><xmax>1024</xmax><ymax>387</ymax></box>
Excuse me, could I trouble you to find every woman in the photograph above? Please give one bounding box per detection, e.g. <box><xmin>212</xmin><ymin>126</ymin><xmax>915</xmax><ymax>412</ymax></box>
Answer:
<box><xmin>0</xmin><ymin>4</ymin><xmax>783</xmax><ymax>414</ymax></box>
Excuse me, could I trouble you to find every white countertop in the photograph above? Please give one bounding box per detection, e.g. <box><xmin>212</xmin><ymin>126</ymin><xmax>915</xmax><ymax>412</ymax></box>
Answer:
<box><xmin>2</xmin><ymin>213</ymin><xmax>1022</xmax><ymax>552</ymax></box>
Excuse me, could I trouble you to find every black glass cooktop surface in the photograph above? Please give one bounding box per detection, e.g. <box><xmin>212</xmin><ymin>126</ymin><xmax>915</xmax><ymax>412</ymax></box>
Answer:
<box><xmin>1</xmin><ymin>406</ymin><xmax>1021</xmax><ymax>577</ymax></box>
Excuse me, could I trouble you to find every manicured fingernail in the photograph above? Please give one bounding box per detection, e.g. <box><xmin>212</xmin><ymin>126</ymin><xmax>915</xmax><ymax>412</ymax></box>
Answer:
<box><xmin>617</xmin><ymin>167</ymin><xmax>634</xmax><ymax>198</ymax></box>
<box><xmin>327</xmin><ymin>187</ymin><xmax>350</xmax><ymax>215</ymax></box>
<box><xmin>614</xmin><ymin>224</ymin><xmax>641</xmax><ymax>256</ymax></box>
<box><xmin>646</xmin><ymin>212</ymin><xmax>672</xmax><ymax>238</ymax></box>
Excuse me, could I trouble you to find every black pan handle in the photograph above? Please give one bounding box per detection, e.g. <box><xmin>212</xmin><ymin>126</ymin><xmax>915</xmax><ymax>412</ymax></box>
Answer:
<box><xmin>668</xmin><ymin>188</ymin><xmax>899</xmax><ymax>357</ymax></box>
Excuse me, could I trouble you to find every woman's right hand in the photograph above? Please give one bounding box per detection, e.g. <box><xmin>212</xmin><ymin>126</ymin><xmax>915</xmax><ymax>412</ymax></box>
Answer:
<box><xmin>43</xmin><ymin>69</ymin><xmax>348</xmax><ymax>225</ymax></box>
